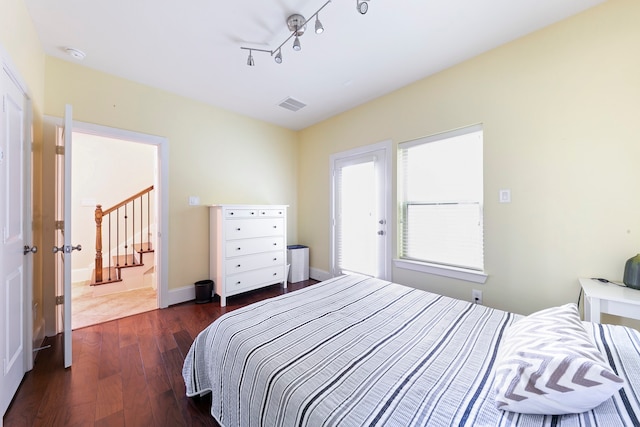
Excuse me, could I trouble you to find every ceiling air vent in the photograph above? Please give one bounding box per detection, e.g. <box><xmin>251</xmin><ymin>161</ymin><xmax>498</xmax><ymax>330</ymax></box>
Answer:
<box><xmin>278</xmin><ymin>97</ymin><xmax>307</xmax><ymax>112</ymax></box>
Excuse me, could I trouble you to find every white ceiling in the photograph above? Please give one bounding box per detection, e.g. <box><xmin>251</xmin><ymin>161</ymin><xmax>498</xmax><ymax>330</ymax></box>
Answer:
<box><xmin>25</xmin><ymin>0</ymin><xmax>604</xmax><ymax>131</ymax></box>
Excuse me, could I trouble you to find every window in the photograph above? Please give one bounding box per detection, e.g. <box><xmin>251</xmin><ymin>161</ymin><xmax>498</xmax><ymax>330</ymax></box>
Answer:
<box><xmin>398</xmin><ymin>125</ymin><xmax>484</xmax><ymax>276</ymax></box>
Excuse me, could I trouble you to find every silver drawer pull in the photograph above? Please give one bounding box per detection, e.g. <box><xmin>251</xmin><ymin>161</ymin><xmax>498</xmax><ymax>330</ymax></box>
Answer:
<box><xmin>236</xmin><ymin>264</ymin><xmax>241</xmax><ymax>268</ymax></box>
<box><xmin>236</xmin><ymin>247</ymin><xmax>241</xmax><ymax>251</ymax></box>
<box><xmin>273</xmin><ymin>273</ymin><xmax>277</xmax><ymax>276</ymax></box>
<box><xmin>273</xmin><ymin>258</ymin><xmax>277</xmax><ymax>261</ymax></box>
<box><xmin>273</xmin><ymin>225</ymin><xmax>277</xmax><ymax>228</ymax></box>
<box><xmin>236</xmin><ymin>281</ymin><xmax>241</xmax><ymax>285</ymax></box>
<box><xmin>273</xmin><ymin>243</ymin><xmax>277</xmax><ymax>246</ymax></box>
<box><xmin>236</xmin><ymin>228</ymin><xmax>241</xmax><ymax>231</ymax></box>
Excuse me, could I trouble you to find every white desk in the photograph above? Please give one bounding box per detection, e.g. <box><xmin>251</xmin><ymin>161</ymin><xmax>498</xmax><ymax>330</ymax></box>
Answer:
<box><xmin>580</xmin><ymin>277</ymin><xmax>640</xmax><ymax>323</ymax></box>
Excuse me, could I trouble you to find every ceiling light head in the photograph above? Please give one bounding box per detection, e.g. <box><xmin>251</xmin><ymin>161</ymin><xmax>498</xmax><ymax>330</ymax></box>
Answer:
<box><xmin>247</xmin><ymin>50</ymin><xmax>255</xmax><ymax>66</ymax></box>
<box><xmin>293</xmin><ymin>36</ymin><xmax>301</xmax><ymax>51</ymax></box>
<box><xmin>274</xmin><ymin>49</ymin><xmax>283</xmax><ymax>64</ymax></box>
<box><xmin>65</xmin><ymin>47</ymin><xmax>86</xmax><ymax>60</ymax></box>
<box><xmin>315</xmin><ymin>15</ymin><xmax>324</xmax><ymax>34</ymax></box>
<box><xmin>356</xmin><ymin>0</ymin><xmax>369</xmax><ymax>15</ymax></box>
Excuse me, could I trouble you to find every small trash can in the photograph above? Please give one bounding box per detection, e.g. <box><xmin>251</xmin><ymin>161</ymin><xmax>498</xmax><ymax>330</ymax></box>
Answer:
<box><xmin>287</xmin><ymin>245</ymin><xmax>309</xmax><ymax>283</ymax></box>
<box><xmin>194</xmin><ymin>279</ymin><xmax>214</xmax><ymax>304</ymax></box>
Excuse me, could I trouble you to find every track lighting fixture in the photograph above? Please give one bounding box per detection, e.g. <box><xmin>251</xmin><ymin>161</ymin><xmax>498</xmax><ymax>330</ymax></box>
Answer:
<box><xmin>315</xmin><ymin>15</ymin><xmax>324</xmax><ymax>34</ymax></box>
<box><xmin>240</xmin><ymin>0</ymin><xmax>371</xmax><ymax>66</ymax></box>
<box><xmin>357</xmin><ymin>0</ymin><xmax>369</xmax><ymax>15</ymax></box>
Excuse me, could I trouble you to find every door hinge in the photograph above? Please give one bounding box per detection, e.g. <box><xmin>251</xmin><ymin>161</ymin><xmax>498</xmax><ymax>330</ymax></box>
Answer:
<box><xmin>55</xmin><ymin>296</ymin><xmax>64</xmax><ymax>305</ymax></box>
<box><xmin>55</xmin><ymin>221</ymin><xmax>64</xmax><ymax>230</ymax></box>
<box><xmin>55</xmin><ymin>145</ymin><xmax>65</xmax><ymax>155</ymax></box>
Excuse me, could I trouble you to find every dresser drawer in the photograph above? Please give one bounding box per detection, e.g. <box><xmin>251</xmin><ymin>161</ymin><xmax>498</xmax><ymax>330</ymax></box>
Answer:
<box><xmin>225</xmin><ymin>237</ymin><xmax>284</xmax><ymax>258</ymax></box>
<box><xmin>258</xmin><ymin>208</ymin><xmax>286</xmax><ymax>217</ymax></box>
<box><xmin>225</xmin><ymin>209</ymin><xmax>258</xmax><ymax>218</ymax></box>
<box><xmin>226</xmin><ymin>267</ymin><xmax>285</xmax><ymax>294</ymax></box>
<box><xmin>224</xmin><ymin>218</ymin><xmax>284</xmax><ymax>239</ymax></box>
<box><xmin>225</xmin><ymin>251</ymin><xmax>285</xmax><ymax>275</ymax></box>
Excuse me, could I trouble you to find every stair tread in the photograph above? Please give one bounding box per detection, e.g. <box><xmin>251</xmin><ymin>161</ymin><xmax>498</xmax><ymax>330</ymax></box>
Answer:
<box><xmin>90</xmin><ymin>267</ymin><xmax>121</xmax><ymax>286</ymax></box>
<box><xmin>112</xmin><ymin>254</ymin><xmax>143</xmax><ymax>268</ymax></box>
<box><xmin>134</xmin><ymin>242</ymin><xmax>154</xmax><ymax>253</ymax></box>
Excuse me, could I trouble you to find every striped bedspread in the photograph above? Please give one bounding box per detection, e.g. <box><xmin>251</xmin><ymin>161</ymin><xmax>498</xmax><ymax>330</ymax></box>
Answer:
<box><xmin>183</xmin><ymin>275</ymin><xmax>640</xmax><ymax>426</ymax></box>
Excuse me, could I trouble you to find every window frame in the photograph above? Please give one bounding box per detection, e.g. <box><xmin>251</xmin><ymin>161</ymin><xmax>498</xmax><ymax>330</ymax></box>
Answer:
<box><xmin>395</xmin><ymin>124</ymin><xmax>488</xmax><ymax>284</ymax></box>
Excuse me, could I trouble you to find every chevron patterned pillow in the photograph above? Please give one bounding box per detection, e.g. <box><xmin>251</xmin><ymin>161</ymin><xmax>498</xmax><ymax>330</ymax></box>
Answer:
<box><xmin>493</xmin><ymin>303</ymin><xmax>624</xmax><ymax>415</ymax></box>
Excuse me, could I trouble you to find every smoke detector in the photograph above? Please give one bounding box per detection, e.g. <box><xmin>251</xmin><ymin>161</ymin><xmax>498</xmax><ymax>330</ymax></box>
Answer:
<box><xmin>65</xmin><ymin>47</ymin><xmax>86</xmax><ymax>60</ymax></box>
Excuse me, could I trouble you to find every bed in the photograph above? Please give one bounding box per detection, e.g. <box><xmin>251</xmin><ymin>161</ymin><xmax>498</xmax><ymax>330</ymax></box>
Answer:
<box><xmin>183</xmin><ymin>274</ymin><xmax>640</xmax><ymax>426</ymax></box>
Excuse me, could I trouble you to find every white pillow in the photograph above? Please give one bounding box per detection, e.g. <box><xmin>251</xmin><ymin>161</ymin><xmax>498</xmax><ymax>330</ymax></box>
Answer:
<box><xmin>493</xmin><ymin>303</ymin><xmax>624</xmax><ymax>415</ymax></box>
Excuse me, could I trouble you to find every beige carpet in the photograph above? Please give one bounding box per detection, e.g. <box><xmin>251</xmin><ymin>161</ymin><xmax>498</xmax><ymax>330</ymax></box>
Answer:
<box><xmin>72</xmin><ymin>282</ymin><xmax>157</xmax><ymax>330</ymax></box>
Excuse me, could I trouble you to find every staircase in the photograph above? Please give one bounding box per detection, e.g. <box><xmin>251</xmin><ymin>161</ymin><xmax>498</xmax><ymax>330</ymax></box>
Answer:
<box><xmin>90</xmin><ymin>243</ymin><xmax>154</xmax><ymax>286</ymax></box>
<box><xmin>90</xmin><ymin>186</ymin><xmax>155</xmax><ymax>288</ymax></box>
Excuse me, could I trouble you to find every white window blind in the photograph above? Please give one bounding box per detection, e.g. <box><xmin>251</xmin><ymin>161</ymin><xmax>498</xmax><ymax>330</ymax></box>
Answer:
<box><xmin>399</xmin><ymin>125</ymin><xmax>484</xmax><ymax>271</ymax></box>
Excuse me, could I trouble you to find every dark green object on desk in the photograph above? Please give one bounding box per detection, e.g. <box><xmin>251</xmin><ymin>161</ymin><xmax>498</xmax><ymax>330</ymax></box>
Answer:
<box><xmin>623</xmin><ymin>254</ymin><xmax>640</xmax><ymax>289</ymax></box>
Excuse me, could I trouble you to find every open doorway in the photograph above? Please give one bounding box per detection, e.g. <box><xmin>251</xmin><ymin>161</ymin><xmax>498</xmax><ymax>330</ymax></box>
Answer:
<box><xmin>70</xmin><ymin>131</ymin><xmax>158</xmax><ymax>329</ymax></box>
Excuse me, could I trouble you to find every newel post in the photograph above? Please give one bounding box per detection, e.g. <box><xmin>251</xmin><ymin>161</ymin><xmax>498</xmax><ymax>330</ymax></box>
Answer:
<box><xmin>95</xmin><ymin>205</ymin><xmax>103</xmax><ymax>283</ymax></box>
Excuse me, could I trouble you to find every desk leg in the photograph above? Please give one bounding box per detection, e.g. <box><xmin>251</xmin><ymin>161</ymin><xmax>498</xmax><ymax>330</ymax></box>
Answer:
<box><xmin>588</xmin><ymin>297</ymin><xmax>601</xmax><ymax>323</ymax></box>
<box><xmin>584</xmin><ymin>294</ymin><xmax>591</xmax><ymax>321</ymax></box>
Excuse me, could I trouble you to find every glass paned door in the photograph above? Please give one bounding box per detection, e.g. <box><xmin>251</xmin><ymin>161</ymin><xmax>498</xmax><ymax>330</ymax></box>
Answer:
<box><xmin>331</xmin><ymin>143</ymin><xmax>390</xmax><ymax>280</ymax></box>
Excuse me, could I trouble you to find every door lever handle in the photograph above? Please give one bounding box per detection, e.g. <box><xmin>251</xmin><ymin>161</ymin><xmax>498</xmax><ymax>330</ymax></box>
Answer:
<box><xmin>53</xmin><ymin>244</ymin><xmax>82</xmax><ymax>253</ymax></box>
<box><xmin>24</xmin><ymin>245</ymin><xmax>37</xmax><ymax>255</ymax></box>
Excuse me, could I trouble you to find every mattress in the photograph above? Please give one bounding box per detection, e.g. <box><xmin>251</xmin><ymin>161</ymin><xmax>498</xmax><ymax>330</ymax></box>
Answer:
<box><xmin>183</xmin><ymin>274</ymin><xmax>640</xmax><ymax>426</ymax></box>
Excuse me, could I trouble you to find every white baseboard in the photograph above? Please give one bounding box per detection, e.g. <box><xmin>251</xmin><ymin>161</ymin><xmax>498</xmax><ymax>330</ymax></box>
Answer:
<box><xmin>310</xmin><ymin>268</ymin><xmax>332</xmax><ymax>282</ymax></box>
<box><xmin>167</xmin><ymin>284</ymin><xmax>196</xmax><ymax>306</ymax></box>
<box><xmin>72</xmin><ymin>267</ymin><xmax>91</xmax><ymax>283</ymax></box>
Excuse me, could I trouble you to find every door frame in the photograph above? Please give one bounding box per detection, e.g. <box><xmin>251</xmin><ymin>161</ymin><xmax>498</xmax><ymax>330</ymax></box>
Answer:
<box><xmin>329</xmin><ymin>140</ymin><xmax>393</xmax><ymax>280</ymax></box>
<box><xmin>43</xmin><ymin>116</ymin><xmax>169</xmax><ymax>335</ymax></box>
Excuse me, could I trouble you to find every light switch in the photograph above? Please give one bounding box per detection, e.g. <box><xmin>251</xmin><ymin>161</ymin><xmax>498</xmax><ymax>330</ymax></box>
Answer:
<box><xmin>499</xmin><ymin>189</ymin><xmax>511</xmax><ymax>203</ymax></box>
<box><xmin>189</xmin><ymin>196</ymin><xmax>200</xmax><ymax>206</ymax></box>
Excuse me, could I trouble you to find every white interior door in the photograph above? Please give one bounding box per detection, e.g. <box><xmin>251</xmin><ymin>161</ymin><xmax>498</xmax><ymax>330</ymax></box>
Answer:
<box><xmin>1</xmin><ymin>67</ymin><xmax>32</xmax><ymax>415</ymax></box>
<box><xmin>54</xmin><ymin>104</ymin><xmax>76</xmax><ymax>368</ymax></box>
<box><xmin>330</xmin><ymin>142</ymin><xmax>391</xmax><ymax>280</ymax></box>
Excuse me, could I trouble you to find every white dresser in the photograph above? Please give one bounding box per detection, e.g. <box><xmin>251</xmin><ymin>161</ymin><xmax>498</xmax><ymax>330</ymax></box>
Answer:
<box><xmin>209</xmin><ymin>205</ymin><xmax>288</xmax><ymax>306</ymax></box>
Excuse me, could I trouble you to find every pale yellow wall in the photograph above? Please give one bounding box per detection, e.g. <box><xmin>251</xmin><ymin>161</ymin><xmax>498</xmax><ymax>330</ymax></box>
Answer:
<box><xmin>298</xmin><ymin>0</ymin><xmax>640</xmax><ymax>321</ymax></box>
<box><xmin>44</xmin><ymin>57</ymin><xmax>299</xmax><ymax>291</ymax></box>
<box><xmin>0</xmin><ymin>0</ymin><xmax>46</xmax><ymax>333</ymax></box>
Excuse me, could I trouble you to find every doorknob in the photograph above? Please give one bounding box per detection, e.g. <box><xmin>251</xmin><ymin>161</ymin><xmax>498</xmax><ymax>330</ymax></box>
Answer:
<box><xmin>23</xmin><ymin>245</ymin><xmax>37</xmax><ymax>255</ymax></box>
<box><xmin>53</xmin><ymin>244</ymin><xmax>82</xmax><ymax>253</ymax></box>
<box><xmin>377</xmin><ymin>230</ymin><xmax>385</xmax><ymax>236</ymax></box>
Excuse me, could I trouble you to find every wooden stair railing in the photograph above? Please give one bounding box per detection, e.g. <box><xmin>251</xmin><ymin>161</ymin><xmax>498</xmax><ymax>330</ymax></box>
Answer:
<box><xmin>93</xmin><ymin>185</ymin><xmax>154</xmax><ymax>285</ymax></box>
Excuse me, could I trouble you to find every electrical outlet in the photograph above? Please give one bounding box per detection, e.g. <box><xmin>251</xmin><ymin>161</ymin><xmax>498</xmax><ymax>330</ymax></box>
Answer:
<box><xmin>472</xmin><ymin>289</ymin><xmax>483</xmax><ymax>305</ymax></box>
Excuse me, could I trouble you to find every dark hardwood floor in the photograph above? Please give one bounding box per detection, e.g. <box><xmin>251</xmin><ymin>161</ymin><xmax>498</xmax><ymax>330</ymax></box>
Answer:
<box><xmin>3</xmin><ymin>279</ymin><xmax>319</xmax><ymax>427</ymax></box>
